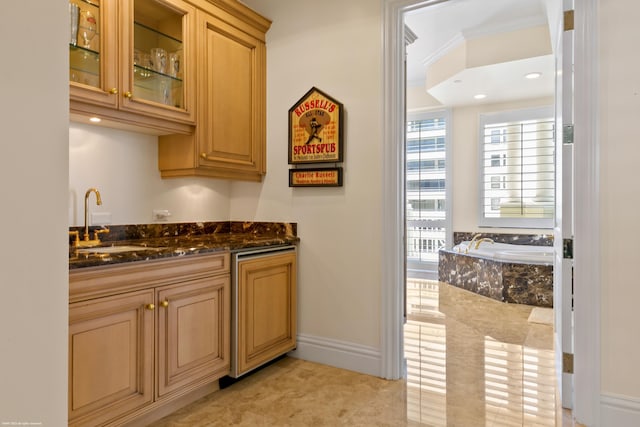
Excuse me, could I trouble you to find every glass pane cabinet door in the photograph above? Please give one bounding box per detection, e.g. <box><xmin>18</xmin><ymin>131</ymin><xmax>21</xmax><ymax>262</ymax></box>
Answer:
<box><xmin>133</xmin><ymin>21</ymin><xmax>183</xmax><ymax>108</ymax></box>
<box><xmin>123</xmin><ymin>0</ymin><xmax>195</xmax><ymax>123</ymax></box>
<box><xmin>69</xmin><ymin>0</ymin><xmax>101</xmax><ymax>88</ymax></box>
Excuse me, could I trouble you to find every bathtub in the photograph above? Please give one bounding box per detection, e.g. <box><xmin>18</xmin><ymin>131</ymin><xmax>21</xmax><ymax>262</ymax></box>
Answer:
<box><xmin>439</xmin><ymin>241</ymin><xmax>554</xmax><ymax>307</ymax></box>
<box><xmin>452</xmin><ymin>241</ymin><xmax>553</xmax><ymax>265</ymax></box>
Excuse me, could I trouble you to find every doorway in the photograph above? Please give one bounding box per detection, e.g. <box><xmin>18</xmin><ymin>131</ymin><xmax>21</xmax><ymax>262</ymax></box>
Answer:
<box><xmin>383</xmin><ymin>0</ymin><xmax>600</xmax><ymax>424</ymax></box>
<box><xmin>385</xmin><ymin>0</ymin><xmax>576</xmax><ymax>410</ymax></box>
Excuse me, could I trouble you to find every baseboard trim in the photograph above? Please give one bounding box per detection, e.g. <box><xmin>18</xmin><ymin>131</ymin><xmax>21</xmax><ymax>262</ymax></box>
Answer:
<box><xmin>288</xmin><ymin>333</ymin><xmax>381</xmax><ymax>377</ymax></box>
<box><xmin>601</xmin><ymin>393</ymin><xmax>640</xmax><ymax>426</ymax></box>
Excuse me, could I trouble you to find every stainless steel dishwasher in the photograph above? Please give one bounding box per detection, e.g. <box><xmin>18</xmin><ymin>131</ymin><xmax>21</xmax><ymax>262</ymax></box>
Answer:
<box><xmin>230</xmin><ymin>245</ymin><xmax>297</xmax><ymax>378</ymax></box>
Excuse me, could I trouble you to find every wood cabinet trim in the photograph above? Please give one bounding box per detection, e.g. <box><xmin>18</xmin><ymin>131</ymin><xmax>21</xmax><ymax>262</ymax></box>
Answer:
<box><xmin>70</xmin><ymin>252</ymin><xmax>230</xmax><ymax>303</ymax></box>
<box><xmin>189</xmin><ymin>0</ymin><xmax>271</xmax><ymax>37</ymax></box>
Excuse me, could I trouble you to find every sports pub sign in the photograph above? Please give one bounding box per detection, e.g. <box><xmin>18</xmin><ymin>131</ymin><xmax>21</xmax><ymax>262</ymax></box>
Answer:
<box><xmin>288</xmin><ymin>87</ymin><xmax>344</xmax><ymax>187</ymax></box>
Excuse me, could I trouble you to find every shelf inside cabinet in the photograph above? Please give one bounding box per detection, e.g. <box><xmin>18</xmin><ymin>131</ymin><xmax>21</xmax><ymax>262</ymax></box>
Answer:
<box><xmin>132</xmin><ymin>18</ymin><xmax>184</xmax><ymax>108</ymax></box>
<box><xmin>133</xmin><ymin>22</ymin><xmax>183</xmax><ymax>78</ymax></box>
<box><xmin>133</xmin><ymin>65</ymin><xmax>184</xmax><ymax>108</ymax></box>
<box><xmin>70</xmin><ymin>45</ymin><xmax>100</xmax><ymax>86</ymax></box>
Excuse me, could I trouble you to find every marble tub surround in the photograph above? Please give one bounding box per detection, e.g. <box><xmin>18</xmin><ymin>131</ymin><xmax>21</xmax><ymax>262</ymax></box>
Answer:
<box><xmin>439</xmin><ymin>249</ymin><xmax>553</xmax><ymax>307</ymax></box>
<box><xmin>69</xmin><ymin>221</ymin><xmax>298</xmax><ymax>269</ymax></box>
<box><xmin>453</xmin><ymin>231</ymin><xmax>553</xmax><ymax>246</ymax></box>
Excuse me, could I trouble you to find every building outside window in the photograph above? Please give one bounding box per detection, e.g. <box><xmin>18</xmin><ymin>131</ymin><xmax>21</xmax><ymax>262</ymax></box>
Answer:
<box><xmin>406</xmin><ymin>112</ymin><xmax>448</xmax><ymax>275</ymax></box>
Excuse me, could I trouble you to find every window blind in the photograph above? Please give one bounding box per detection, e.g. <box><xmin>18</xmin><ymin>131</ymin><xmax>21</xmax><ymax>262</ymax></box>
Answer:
<box><xmin>480</xmin><ymin>108</ymin><xmax>555</xmax><ymax>228</ymax></box>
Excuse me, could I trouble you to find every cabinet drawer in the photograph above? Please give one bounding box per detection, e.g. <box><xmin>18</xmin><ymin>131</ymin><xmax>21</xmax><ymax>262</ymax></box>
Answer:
<box><xmin>70</xmin><ymin>251</ymin><xmax>230</xmax><ymax>303</ymax></box>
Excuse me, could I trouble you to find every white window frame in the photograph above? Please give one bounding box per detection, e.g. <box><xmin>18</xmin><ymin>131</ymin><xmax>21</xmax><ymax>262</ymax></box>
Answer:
<box><xmin>478</xmin><ymin>106</ymin><xmax>555</xmax><ymax>229</ymax></box>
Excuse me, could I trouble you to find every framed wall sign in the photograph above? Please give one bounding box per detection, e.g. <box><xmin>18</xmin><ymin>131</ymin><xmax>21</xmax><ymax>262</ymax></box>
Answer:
<box><xmin>288</xmin><ymin>87</ymin><xmax>344</xmax><ymax>164</ymax></box>
<box><xmin>289</xmin><ymin>167</ymin><xmax>343</xmax><ymax>187</ymax></box>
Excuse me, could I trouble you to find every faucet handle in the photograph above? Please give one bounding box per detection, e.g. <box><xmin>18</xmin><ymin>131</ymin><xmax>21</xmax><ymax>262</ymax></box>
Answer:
<box><xmin>93</xmin><ymin>227</ymin><xmax>110</xmax><ymax>241</ymax></box>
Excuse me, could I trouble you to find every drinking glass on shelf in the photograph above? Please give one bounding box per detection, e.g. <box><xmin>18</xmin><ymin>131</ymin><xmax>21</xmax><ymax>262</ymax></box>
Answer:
<box><xmin>168</xmin><ymin>52</ymin><xmax>180</xmax><ymax>78</ymax></box>
<box><xmin>151</xmin><ymin>48</ymin><xmax>167</xmax><ymax>74</ymax></box>
<box><xmin>79</xmin><ymin>10</ymin><xmax>97</xmax><ymax>49</ymax></box>
<box><xmin>159</xmin><ymin>79</ymin><xmax>172</xmax><ymax>106</ymax></box>
<box><xmin>69</xmin><ymin>3</ymin><xmax>79</xmax><ymax>46</ymax></box>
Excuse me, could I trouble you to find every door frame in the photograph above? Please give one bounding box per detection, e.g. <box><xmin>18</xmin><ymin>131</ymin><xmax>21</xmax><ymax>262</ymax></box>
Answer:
<box><xmin>381</xmin><ymin>0</ymin><xmax>600</xmax><ymax>424</ymax></box>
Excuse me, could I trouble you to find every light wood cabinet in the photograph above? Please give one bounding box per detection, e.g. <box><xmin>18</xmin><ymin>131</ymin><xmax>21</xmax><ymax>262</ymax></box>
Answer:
<box><xmin>157</xmin><ymin>275</ymin><xmax>230</xmax><ymax>398</ymax></box>
<box><xmin>70</xmin><ymin>0</ymin><xmax>196</xmax><ymax>134</ymax></box>
<box><xmin>235</xmin><ymin>250</ymin><xmax>297</xmax><ymax>376</ymax></box>
<box><xmin>69</xmin><ymin>252</ymin><xmax>230</xmax><ymax>426</ymax></box>
<box><xmin>69</xmin><ymin>290</ymin><xmax>155</xmax><ymax>426</ymax></box>
<box><xmin>158</xmin><ymin>3</ymin><xmax>270</xmax><ymax>181</ymax></box>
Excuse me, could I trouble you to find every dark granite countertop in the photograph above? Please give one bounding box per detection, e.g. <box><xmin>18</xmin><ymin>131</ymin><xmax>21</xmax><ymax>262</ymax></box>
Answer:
<box><xmin>69</xmin><ymin>221</ymin><xmax>299</xmax><ymax>270</ymax></box>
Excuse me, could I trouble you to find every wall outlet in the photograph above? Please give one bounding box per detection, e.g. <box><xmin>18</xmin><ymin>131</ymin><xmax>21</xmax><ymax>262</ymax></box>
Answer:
<box><xmin>91</xmin><ymin>212</ymin><xmax>112</xmax><ymax>225</ymax></box>
<box><xmin>153</xmin><ymin>209</ymin><xmax>171</xmax><ymax>221</ymax></box>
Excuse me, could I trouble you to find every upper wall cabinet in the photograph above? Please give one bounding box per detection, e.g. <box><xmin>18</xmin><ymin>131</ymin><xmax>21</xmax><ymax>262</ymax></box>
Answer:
<box><xmin>158</xmin><ymin>2</ymin><xmax>270</xmax><ymax>181</ymax></box>
<box><xmin>69</xmin><ymin>0</ymin><xmax>196</xmax><ymax>134</ymax></box>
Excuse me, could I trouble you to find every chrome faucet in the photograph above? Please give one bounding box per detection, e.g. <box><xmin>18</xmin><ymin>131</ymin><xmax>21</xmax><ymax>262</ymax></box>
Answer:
<box><xmin>74</xmin><ymin>188</ymin><xmax>109</xmax><ymax>247</ymax></box>
<box><xmin>466</xmin><ymin>234</ymin><xmax>482</xmax><ymax>253</ymax></box>
<box><xmin>474</xmin><ymin>238</ymin><xmax>495</xmax><ymax>250</ymax></box>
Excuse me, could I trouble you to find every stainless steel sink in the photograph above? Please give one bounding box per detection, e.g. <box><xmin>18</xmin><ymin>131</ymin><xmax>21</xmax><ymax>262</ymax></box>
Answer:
<box><xmin>76</xmin><ymin>245</ymin><xmax>165</xmax><ymax>254</ymax></box>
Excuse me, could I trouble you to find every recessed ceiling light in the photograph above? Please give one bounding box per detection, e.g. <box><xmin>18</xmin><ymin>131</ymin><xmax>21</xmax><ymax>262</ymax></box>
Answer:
<box><xmin>89</xmin><ymin>117</ymin><xmax>101</xmax><ymax>123</ymax></box>
<box><xmin>525</xmin><ymin>72</ymin><xmax>542</xmax><ymax>79</ymax></box>
<box><xmin>473</xmin><ymin>94</ymin><xmax>487</xmax><ymax>100</ymax></box>
<box><xmin>453</xmin><ymin>79</ymin><xmax>462</xmax><ymax>84</ymax></box>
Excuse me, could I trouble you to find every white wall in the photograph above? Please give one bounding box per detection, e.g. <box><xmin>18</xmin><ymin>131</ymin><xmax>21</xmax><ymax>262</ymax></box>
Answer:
<box><xmin>0</xmin><ymin>1</ymin><xmax>68</xmax><ymax>425</ymax></box>
<box><xmin>234</xmin><ymin>0</ymin><xmax>384</xmax><ymax>373</ymax></box>
<box><xmin>599</xmin><ymin>0</ymin><xmax>640</xmax><ymax>419</ymax></box>
<box><xmin>69</xmin><ymin>123</ymin><xmax>231</xmax><ymax>226</ymax></box>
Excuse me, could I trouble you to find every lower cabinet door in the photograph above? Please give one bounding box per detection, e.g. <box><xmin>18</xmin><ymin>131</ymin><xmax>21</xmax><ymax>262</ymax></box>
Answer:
<box><xmin>237</xmin><ymin>251</ymin><xmax>297</xmax><ymax>375</ymax></box>
<box><xmin>69</xmin><ymin>289</ymin><xmax>155</xmax><ymax>426</ymax></box>
<box><xmin>156</xmin><ymin>275</ymin><xmax>230</xmax><ymax>397</ymax></box>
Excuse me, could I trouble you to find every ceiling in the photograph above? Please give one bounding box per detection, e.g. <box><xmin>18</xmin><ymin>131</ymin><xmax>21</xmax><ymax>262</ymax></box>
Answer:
<box><xmin>404</xmin><ymin>0</ymin><xmax>556</xmax><ymax>107</ymax></box>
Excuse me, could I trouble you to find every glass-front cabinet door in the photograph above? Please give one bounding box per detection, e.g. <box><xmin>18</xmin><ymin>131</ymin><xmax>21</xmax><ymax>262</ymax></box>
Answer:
<box><xmin>69</xmin><ymin>0</ymin><xmax>119</xmax><ymax>108</ymax></box>
<box><xmin>69</xmin><ymin>0</ymin><xmax>195</xmax><ymax>127</ymax></box>
<box><xmin>119</xmin><ymin>0</ymin><xmax>195</xmax><ymax>123</ymax></box>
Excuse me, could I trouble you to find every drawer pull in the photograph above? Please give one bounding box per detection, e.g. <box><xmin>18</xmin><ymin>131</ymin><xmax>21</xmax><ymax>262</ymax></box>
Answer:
<box><xmin>160</xmin><ymin>300</ymin><xmax>169</xmax><ymax>308</ymax></box>
<box><xmin>145</xmin><ymin>303</ymin><xmax>155</xmax><ymax>311</ymax></box>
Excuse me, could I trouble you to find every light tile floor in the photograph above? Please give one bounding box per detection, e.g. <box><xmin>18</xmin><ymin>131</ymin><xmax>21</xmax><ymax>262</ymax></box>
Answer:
<box><xmin>156</xmin><ymin>280</ymin><xmax>580</xmax><ymax>426</ymax></box>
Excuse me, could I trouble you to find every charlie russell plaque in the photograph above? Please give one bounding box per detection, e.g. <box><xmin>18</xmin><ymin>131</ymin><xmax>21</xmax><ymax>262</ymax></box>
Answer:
<box><xmin>288</xmin><ymin>87</ymin><xmax>344</xmax><ymax>164</ymax></box>
<box><xmin>289</xmin><ymin>167</ymin><xmax>343</xmax><ymax>187</ymax></box>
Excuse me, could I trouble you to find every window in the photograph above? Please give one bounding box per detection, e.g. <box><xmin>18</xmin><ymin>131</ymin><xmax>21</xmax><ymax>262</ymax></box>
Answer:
<box><xmin>406</xmin><ymin>111</ymin><xmax>449</xmax><ymax>266</ymax></box>
<box><xmin>479</xmin><ymin>106</ymin><xmax>555</xmax><ymax>228</ymax></box>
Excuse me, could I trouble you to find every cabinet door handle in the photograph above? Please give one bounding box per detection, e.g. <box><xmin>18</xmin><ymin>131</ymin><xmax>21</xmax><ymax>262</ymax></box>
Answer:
<box><xmin>160</xmin><ymin>300</ymin><xmax>169</xmax><ymax>308</ymax></box>
<box><xmin>109</xmin><ymin>88</ymin><xmax>118</xmax><ymax>95</ymax></box>
<box><xmin>145</xmin><ymin>303</ymin><xmax>155</xmax><ymax>311</ymax></box>
<box><xmin>124</xmin><ymin>91</ymin><xmax>133</xmax><ymax>99</ymax></box>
